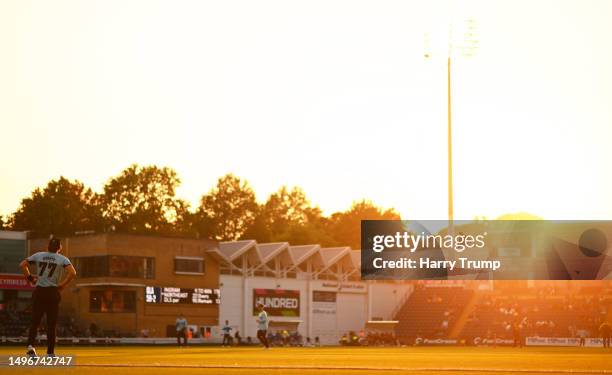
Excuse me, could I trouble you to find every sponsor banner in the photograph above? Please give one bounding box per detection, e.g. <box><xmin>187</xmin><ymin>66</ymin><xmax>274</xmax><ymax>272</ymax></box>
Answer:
<box><xmin>253</xmin><ymin>289</ymin><xmax>300</xmax><ymax>317</ymax></box>
<box><xmin>0</xmin><ymin>274</ymin><xmax>33</xmax><ymax>290</ymax></box>
<box><xmin>1</xmin><ymin>337</ymin><xmax>222</xmax><ymax>345</ymax></box>
<box><xmin>415</xmin><ymin>338</ymin><xmax>458</xmax><ymax>346</ymax></box>
<box><xmin>312</xmin><ymin>290</ymin><xmax>337</xmax><ymax>315</ymax></box>
<box><xmin>362</xmin><ymin>220</ymin><xmax>612</xmax><ymax>280</ymax></box>
<box><xmin>526</xmin><ymin>336</ymin><xmax>603</xmax><ymax>347</ymax></box>
<box><xmin>310</xmin><ymin>281</ymin><xmax>366</xmax><ymax>294</ymax></box>
<box><xmin>418</xmin><ymin>280</ymin><xmax>466</xmax><ymax>288</ymax></box>
<box><xmin>313</xmin><ymin>291</ymin><xmax>337</xmax><ymax>303</ymax></box>
<box><xmin>473</xmin><ymin>337</ymin><xmax>515</xmax><ymax>346</ymax></box>
<box><xmin>312</xmin><ymin>303</ymin><xmax>336</xmax><ymax>315</ymax></box>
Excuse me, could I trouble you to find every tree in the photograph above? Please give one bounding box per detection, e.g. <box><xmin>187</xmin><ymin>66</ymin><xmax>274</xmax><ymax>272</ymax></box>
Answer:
<box><xmin>196</xmin><ymin>174</ymin><xmax>259</xmax><ymax>241</ymax></box>
<box><xmin>271</xmin><ymin>211</ymin><xmax>335</xmax><ymax>246</ymax></box>
<box><xmin>101</xmin><ymin>164</ymin><xmax>183</xmax><ymax>234</ymax></box>
<box><xmin>263</xmin><ymin>186</ymin><xmax>319</xmax><ymax>237</ymax></box>
<box><xmin>9</xmin><ymin>177</ymin><xmax>102</xmax><ymax>235</ymax></box>
<box><xmin>170</xmin><ymin>199</ymin><xmax>199</xmax><ymax>237</ymax></box>
<box><xmin>0</xmin><ymin>214</ymin><xmax>5</xmax><ymax>230</ymax></box>
<box><xmin>328</xmin><ymin>200</ymin><xmax>400</xmax><ymax>249</ymax></box>
<box><xmin>246</xmin><ymin>186</ymin><xmax>326</xmax><ymax>243</ymax></box>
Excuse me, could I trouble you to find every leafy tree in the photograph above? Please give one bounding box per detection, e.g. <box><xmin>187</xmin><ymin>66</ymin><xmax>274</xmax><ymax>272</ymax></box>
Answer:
<box><xmin>328</xmin><ymin>200</ymin><xmax>400</xmax><ymax>249</ymax></box>
<box><xmin>0</xmin><ymin>214</ymin><xmax>5</xmax><ymax>230</ymax></box>
<box><xmin>271</xmin><ymin>211</ymin><xmax>336</xmax><ymax>246</ymax></box>
<box><xmin>246</xmin><ymin>186</ymin><xmax>327</xmax><ymax>244</ymax></box>
<box><xmin>263</xmin><ymin>186</ymin><xmax>319</xmax><ymax>237</ymax></box>
<box><xmin>101</xmin><ymin>164</ymin><xmax>183</xmax><ymax>234</ymax></box>
<box><xmin>170</xmin><ymin>199</ymin><xmax>198</xmax><ymax>237</ymax></box>
<box><xmin>9</xmin><ymin>177</ymin><xmax>102</xmax><ymax>235</ymax></box>
<box><xmin>196</xmin><ymin>174</ymin><xmax>258</xmax><ymax>241</ymax></box>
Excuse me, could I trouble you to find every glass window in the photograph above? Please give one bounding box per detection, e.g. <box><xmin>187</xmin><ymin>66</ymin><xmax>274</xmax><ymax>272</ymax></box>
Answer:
<box><xmin>174</xmin><ymin>258</ymin><xmax>204</xmax><ymax>274</ymax></box>
<box><xmin>75</xmin><ymin>256</ymin><xmax>154</xmax><ymax>279</ymax></box>
<box><xmin>0</xmin><ymin>239</ymin><xmax>26</xmax><ymax>274</ymax></box>
<box><xmin>110</xmin><ymin>256</ymin><xmax>140</xmax><ymax>278</ymax></box>
<box><xmin>145</xmin><ymin>258</ymin><xmax>155</xmax><ymax>279</ymax></box>
<box><xmin>90</xmin><ymin>290</ymin><xmax>136</xmax><ymax>313</ymax></box>
<box><xmin>74</xmin><ymin>256</ymin><xmax>109</xmax><ymax>278</ymax></box>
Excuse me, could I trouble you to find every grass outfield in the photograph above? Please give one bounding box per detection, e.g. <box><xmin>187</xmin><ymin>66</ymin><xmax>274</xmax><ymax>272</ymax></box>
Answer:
<box><xmin>0</xmin><ymin>346</ymin><xmax>610</xmax><ymax>374</ymax></box>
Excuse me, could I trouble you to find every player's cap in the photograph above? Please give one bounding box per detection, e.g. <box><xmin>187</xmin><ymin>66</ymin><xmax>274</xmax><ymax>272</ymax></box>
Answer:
<box><xmin>48</xmin><ymin>238</ymin><xmax>62</xmax><ymax>252</ymax></box>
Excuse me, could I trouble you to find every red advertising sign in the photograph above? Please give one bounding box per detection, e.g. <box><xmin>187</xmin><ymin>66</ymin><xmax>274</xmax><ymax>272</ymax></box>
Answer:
<box><xmin>252</xmin><ymin>289</ymin><xmax>300</xmax><ymax>317</ymax></box>
<box><xmin>0</xmin><ymin>274</ymin><xmax>33</xmax><ymax>290</ymax></box>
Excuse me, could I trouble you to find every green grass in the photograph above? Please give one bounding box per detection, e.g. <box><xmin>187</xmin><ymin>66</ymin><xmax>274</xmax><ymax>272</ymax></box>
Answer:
<box><xmin>0</xmin><ymin>346</ymin><xmax>610</xmax><ymax>374</ymax></box>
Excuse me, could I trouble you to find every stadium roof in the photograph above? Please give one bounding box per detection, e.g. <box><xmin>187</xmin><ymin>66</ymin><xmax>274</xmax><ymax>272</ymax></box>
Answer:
<box><xmin>209</xmin><ymin>240</ymin><xmax>361</xmax><ymax>280</ymax></box>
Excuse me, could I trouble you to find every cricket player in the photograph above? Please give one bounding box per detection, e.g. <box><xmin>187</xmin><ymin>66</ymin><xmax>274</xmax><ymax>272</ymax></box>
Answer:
<box><xmin>256</xmin><ymin>303</ymin><xmax>270</xmax><ymax>349</ymax></box>
<box><xmin>176</xmin><ymin>313</ymin><xmax>188</xmax><ymax>347</ymax></box>
<box><xmin>20</xmin><ymin>238</ymin><xmax>77</xmax><ymax>357</ymax></box>
<box><xmin>221</xmin><ymin>320</ymin><xmax>233</xmax><ymax>346</ymax></box>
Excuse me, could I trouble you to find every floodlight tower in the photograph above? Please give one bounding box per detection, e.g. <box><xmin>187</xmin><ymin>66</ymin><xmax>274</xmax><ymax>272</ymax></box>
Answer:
<box><xmin>425</xmin><ymin>19</ymin><xmax>478</xmax><ymax>224</ymax></box>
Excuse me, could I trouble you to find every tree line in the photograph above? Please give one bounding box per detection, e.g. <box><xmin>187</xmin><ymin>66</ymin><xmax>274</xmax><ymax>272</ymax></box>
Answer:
<box><xmin>1</xmin><ymin>164</ymin><xmax>399</xmax><ymax>249</ymax></box>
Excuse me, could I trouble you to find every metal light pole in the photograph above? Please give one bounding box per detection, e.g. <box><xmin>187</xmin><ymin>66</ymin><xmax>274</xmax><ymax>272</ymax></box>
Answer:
<box><xmin>425</xmin><ymin>19</ymin><xmax>478</xmax><ymax>225</ymax></box>
<box><xmin>447</xmin><ymin>55</ymin><xmax>453</xmax><ymax>223</ymax></box>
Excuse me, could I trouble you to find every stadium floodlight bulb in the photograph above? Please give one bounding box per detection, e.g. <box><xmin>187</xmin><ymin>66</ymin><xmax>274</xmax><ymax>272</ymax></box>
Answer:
<box><xmin>424</xmin><ymin>18</ymin><xmax>479</xmax><ymax>60</ymax></box>
<box><xmin>454</xmin><ymin>18</ymin><xmax>479</xmax><ymax>58</ymax></box>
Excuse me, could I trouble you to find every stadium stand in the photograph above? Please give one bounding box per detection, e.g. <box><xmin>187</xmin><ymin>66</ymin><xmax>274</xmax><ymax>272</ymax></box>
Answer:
<box><xmin>460</xmin><ymin>292</ymin><xmax>612</xmax><ymax>340</ymax></box>
<box><xmin>392</xmin><ymin>282</ymin><xmax>612</xmax><ymax>345</ymax></box>
<box><xmin>0</xmin><ymin>310</ymin><xmax>31</xmax><ymax>337</ymax></box>
<box><xmin>394</xmin><ymin>285</ymin><xmax>474</xmax><ymax>343</ymax></box>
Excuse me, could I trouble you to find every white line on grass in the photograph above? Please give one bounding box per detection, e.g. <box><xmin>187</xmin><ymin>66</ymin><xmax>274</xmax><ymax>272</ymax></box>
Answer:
<box><xmin>75</xmin><ymin>363</ymin><xmax>612</xmax><ymax>373</ymax></box>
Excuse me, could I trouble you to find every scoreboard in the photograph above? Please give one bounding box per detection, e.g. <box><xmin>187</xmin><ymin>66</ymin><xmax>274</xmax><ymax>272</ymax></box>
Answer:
<box><xmin>145</xmin><ymin>286</ymin><xmax>220</xmax><ymax>305</ymax></box>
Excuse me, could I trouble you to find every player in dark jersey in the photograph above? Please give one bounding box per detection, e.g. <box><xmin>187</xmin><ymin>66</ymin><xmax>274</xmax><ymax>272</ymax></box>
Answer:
<box><xmin>19</xmin><ymin>238</ymin><xmax>77</xmax><ymax>357</ymax></box>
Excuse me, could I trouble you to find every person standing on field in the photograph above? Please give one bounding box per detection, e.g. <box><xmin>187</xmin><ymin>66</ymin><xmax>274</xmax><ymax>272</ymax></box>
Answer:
<box><xmin>176</xmin><ymin>314</ymin><xmax>188</xmax><ymax>347</ymax></box>
<box><xmin>256</xmin><ymin>303</ymin><xmax>270</xmax><ymax>349</ymax></box>
<box><xmin>222</xmin><ymin>320</ymin><xmax>233</xmax><ymax>346</ymax></box>
<box><xmin>20</xmin><ymin>238</ymin><xmax>77</xmax><ymax>357</ymax></box>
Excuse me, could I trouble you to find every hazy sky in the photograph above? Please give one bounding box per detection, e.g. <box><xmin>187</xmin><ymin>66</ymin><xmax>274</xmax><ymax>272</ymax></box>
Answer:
<box><xmin>1</xmin><ymin>0</ymin><xmax>611</xmax><ymax>220</ymax></box>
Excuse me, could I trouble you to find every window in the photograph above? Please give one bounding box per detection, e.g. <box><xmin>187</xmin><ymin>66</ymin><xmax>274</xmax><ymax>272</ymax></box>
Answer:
<box><xmin>0</xmin><ymin>239</ymin><xmax>27</xmax><ymax>274</ymax></box>
<box><xmin>74</xmin><ymin>256</ymin><xmax>109</xmax><ymax>278</ymax></box>
<box><xmin>74</xmin><ymin>256</ymin><xmax>154</xmax><ymax>279</ymax></box>
<box><xmin>89</xmin><ymin>290</ymin><xmax>136</xmax><ymax>313</ymax></box>
<box><xmin>174</xmin><ymin>257</ymin><xmax>204</xmax><ymax>274</ymax></box>
<box><xmin>110</xmin><ymin>256</ymin><xmax>155</xmax><ymax>278</ymax></box>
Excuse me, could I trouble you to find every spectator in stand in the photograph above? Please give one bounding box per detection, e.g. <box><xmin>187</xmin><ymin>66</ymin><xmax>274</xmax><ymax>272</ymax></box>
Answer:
<box><xmin>577</xmin><ymin>329</ymin><xmax>588</xmax><ymax>347</ymax></box>
<box><xmin>441</xmin><ymin>319</ymin><xmax>449</xmax><ymax>332</ymax></box>
<box><xmin>281</xmin><ymin>330</ymin><xmax>290</xmax><ymax>346</ymax></box>
<box><xmin>599</xmin><ymin>321</ymin><xmax>611</xmax><ymax>348</ymax></box>
<box><xmin>89</xmin><ymin>322</ymin><xmax>98</xmax><ymax>338</ymax></box>
<box><xmin>512</xmin><ymin>321</ymin><xmax>523</xmax><ymax>348</ymax></box>
<box><xmin>339</xmin><ymin>334</ymin><xmax>348</xmax><ymax>346</ymax></box>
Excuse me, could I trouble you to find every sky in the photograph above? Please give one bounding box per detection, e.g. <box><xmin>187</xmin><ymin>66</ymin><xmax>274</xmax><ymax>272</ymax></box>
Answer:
<box><xmin>1</xmin><ymin>0</ymin><xmax>611</xmax><ymax>221</ymax></box>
